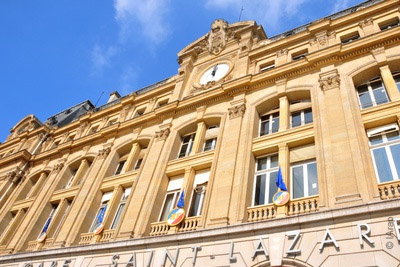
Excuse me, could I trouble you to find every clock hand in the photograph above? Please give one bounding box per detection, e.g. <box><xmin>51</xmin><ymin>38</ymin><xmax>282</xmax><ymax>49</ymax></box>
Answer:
<box><xmin>211</xmin><ymin>64</ymin><xmax>218</xmax><ymax>77</ymax></box>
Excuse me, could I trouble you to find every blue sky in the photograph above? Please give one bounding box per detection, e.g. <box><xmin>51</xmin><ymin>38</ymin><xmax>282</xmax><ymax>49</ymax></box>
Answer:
<box><xmin>0</xmin><ymin>0</ymin><xmax>365</xmax><ymax>142</ymax></box>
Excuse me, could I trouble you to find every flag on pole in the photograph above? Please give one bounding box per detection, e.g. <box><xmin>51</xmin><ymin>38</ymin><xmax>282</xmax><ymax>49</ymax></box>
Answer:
<box><xmin>42</xmin><ymin>215</ymin><xmax>53</xmax><ymax>233</ymax></box>
<box><xmin>177</xmin><ymin>190</ymin><xmax>185</xmax><ymax>208</ymax></box>
<box><xmin>276</xmin><ymin>166</ymin><xmax>288</xmax><ymax>191</ymax></box>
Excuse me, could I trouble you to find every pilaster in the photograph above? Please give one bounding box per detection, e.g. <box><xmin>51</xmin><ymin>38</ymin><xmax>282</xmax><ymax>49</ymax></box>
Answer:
<box><xmin>380</xmin><ymin>65</ymin><xmax>400</xmax><ymax>101</ymax></box>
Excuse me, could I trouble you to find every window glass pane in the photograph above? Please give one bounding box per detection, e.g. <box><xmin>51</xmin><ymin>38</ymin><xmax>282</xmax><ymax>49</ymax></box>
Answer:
<box><xmin>254</xmin><ymin>174</ymin><xmax>266</xmax><ymax>206</ymax></box>
<box><xmin>204</xmin><ymin>139</ymin><xmax>216</xmax><ymax>151</ymax></box>
<box><xmin>291</xmin><ymin>112</ymin><xmax>301</xmax><ymax>127</ymax></box>
<box><xmin>271</xmin><ymin>115</ymin><xmax>279</xmax><ymax>133</ymax></box>
<box><xmin>270</xmin><ymin>155</ymin><xmax>278</xmax><ymax>168</ymax></box>
<box><xmin>371</xmin><ymin>81</ymin><xmax>389</xmax><ymax>105</ymax></box>
<box><xmin>304</xmin><ymin>109</ymin><xmax>313</xmax><ymax>124</ymax></box>
<box><xmin>260</xmin><ymin>120</ymin><xmax>270</xmax><ymax>136</ymax></box>
<box><xmin>373</xmin><ymin>148</ymin><xmax>394</xmax><ymax>183</ymax></box>
<box><xmin>160</xmin><ymin>194</ymin><xmax>174</xmax><ymax>221</ymax></box>
<box><xmin>115</xmin><ymin>161</ymin><xmax>126</xmax><ymax>175</ymax></box>
<box><xmin>110</xmin><ymin>203</ymin><xmax>125</xmax><ymax>229</ymax></box>
<box><xmin>293</xmin><ymin>166</ymin><xmax>304</xmax><ymax>199</ymax></box>
<box><xmin>189</xmin><ymin>191</ymin><xmax>202</xmax><ymax>217</ymax></box>
<box><xmin>386</xmin><ymin>131</ymin><xmax>400</xmax><ymax>142</ymax></box>
<box><xmin>357</xmin><ymin>84</ymin><xmax>373</xmax><ymax>108</ymax></box>
<box><xmin>307</xmin><ymin>163</ymin><xmax>318</xmax><ymax>196</ymax></box>
<box><xmin>257</xmin><ymin>158</ymin><xmax>268</xmax><ymax>171</ymax></box>
<box><xmin>390</xmin><ymin>144</ymin><xmax>400</xmax><ymax>179</ymax></box>
<box><xmin>134</xmin><ymin>158</ymin><xmax>143</xmax><ymax>170</ymax></box>
<box><xmin>178</xmin><ymin>144</ymin><xmax>188</xmax><ymax>158</ymax></box>
<box><xmin>268</xmin><ymin>172</ymin><xmax>278</xmax><ymax>204</ymax></box>
<box><xmin>369</xmin><ymin>135</ymin><xmax>383</xmax><ymax>145</ymax></box>
<box><xmin>394</xmin><ymin>73</ymin><xmax>400</xmax><ymax>92</ymax></box>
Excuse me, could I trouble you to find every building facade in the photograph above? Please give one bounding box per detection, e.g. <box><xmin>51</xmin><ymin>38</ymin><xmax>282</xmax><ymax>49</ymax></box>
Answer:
<box><xmin>1</xmin><ymin>0</ymin><xmax>400</xmax><ymax>266</ymax></box>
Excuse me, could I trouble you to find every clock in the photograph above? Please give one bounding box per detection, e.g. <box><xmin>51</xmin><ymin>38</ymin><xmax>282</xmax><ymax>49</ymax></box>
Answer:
<box><xmin>199</xmin><ymin>63</ymin><xmax>230</xmax><ymax>85</ymax></box>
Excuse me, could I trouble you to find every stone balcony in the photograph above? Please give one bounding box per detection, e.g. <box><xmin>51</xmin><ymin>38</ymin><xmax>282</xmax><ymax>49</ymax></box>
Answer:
<box><xmin>149</xmin><ymin>216</ymin><xmax>202</xmax><ymax>236</ymax></box>
<box><xmin>378</xmin><ymin>180</ymin><xmax>400</xmax><ymax>200</ymax></box>
<box><xmin>78</xmin><ymin>229</ymin><xmax>116</xmax><ymax>245</ymax></box>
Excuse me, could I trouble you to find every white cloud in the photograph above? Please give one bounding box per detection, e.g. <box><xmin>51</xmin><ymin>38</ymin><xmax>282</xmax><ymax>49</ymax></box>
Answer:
<box><xmin>205</xmin><ymin>0</ymin><xmax>308</xmax><ymax>32</ymax></box>
<box><xmin>114</xmin><ymin>0</ymin><xmax>171</xmax><ymax>44</ymax></box>
<box><xmin>91</xmin><ymin>44</ymin><xmax>118</xmax><ymax>75</ymax></box>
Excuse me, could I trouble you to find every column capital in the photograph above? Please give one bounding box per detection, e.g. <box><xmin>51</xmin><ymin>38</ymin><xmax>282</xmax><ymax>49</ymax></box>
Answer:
<box><xmin>319</xmin><ymin>69</ymin><xmax>340</xmax><ymax>91</ymax></box>
<box><xmin>52</xmin><ymin>163</ymin><xmax>65</xmax><ymax>174</ymax></box>
<box><xmin>228</xmin><ymin>104</ymin><xmax>246</xmax><ymax>119</ymax></box>
<box><xmin>98</xmin><ymin>147</ymin><xmax>111</xmax><ymax>159</ymax></box>
<box><xmin>155</xmin><ymin>128</ymin><xmax>170</xmax><ymax>142</ymax></box>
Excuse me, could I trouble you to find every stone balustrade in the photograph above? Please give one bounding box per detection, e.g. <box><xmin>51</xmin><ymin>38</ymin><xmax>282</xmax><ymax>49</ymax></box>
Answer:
<box><xmin>149</xmin><ymin>221</ymin><xmax>170</xmax><ymax>236</ymax></box>
<box><xmin>26</xmin><ymin>240</ymin><xmax>40</xmax><ymax>252</ymax></box>
<box><xmin>79</xmin><ymin>232</ymin><xmax>95</xmax><ymax>245</ymax></box>
<box><xmin>287</xmin><ymin>196</ymin><xmax>319</xmax><ymax>216</ymax></box>
<box><xmin>378</xmin><ymin>181</ymin><xmax>400</xmax><ymax>200</ymax></box>
<box><xmin>247</xmin><ymin>204</ymin><xmax>276</xmax><ymax>222</ymax></box>
<box><xmin>177</xmin><ymin>216</ymin><xmax>201</xmax><ymax>233</ymax></box>
<box><xmin>99</xmin><ymin>229</ymin><xmax>115</xmax><ymax>243</ymax></box>
<box><xmin>42</xmin><ymin>238</ymin><xmax>55</xmax><ymax>249</ymax></box>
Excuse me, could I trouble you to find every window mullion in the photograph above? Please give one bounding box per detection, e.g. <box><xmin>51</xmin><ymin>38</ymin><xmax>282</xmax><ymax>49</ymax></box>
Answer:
<box><xmin>368</xmin><ymin>83</ymin><xmax>377</xmax><ymax>106</ymax></box>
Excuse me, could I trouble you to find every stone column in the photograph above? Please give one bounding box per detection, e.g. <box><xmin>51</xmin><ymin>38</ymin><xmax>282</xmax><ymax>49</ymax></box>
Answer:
<box><xmin>276</xmin><ymin>143</ymin><xmax>289</xmax><ymax>217</ymax></box>
<box><xmin>380</xmin><ymin>65</ymin><xmax>400</xmax><ymax>101</ymax></box>
<box><xmin>52</xmin><ymin>146</ymin><xmax>111</xmax><ymax>248</ymax></box>
<box><xmin>116</xmin><ymin>126</ymin><xmax>171</xmax><ymax>240</ymax></box>
<box><xmin>191</xmin><ymin>121</ymin><xmax>207</xmax><ymax>155</ymax></box>
<box><xmin>279</xmin><ymin>96</ymin><xmax>289</xmax><ymax>131</ymax></box>
<box><xmin>181</xmin><ymin>167</ymin><xmax>195</xmax><ymax>211</ymax></box>
<box><xmin>4</xmin><ymin>162</ymin><xmax>65</xmax><ymax>253</ymax></box>
<box><xmin>72</xmin><ymin>158</ymin><xmax>89</xmax><ymax>186</ymax></box>
<box><xmin>318</xmin><ymin>69</ymin><xmax>363</xmax><ymax>207</ymax></box>
<box><xmin>123</xmin><ymin>142</ymin><xmax>140</xmax><ymax>173</ymax></box>
<box><xmin>207</xmin><ymin>96</ymin><xmax>246</xmax><ymax>227</ymax></box>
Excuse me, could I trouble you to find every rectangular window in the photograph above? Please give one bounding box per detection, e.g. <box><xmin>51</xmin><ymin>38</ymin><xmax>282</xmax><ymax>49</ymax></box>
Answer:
<box><xmin>159</xmin><ymin>176</ymin><xmax>183</xmax><ymax>221</ymax></box>
<box><xmin>157</xmin><ymin>100</ymin><xmax>168</xmax><ymax>107</ymax></box>
<box><xmin>203</xmin><ymin>138</ymin><xmax>217</xmax><ymax>151</ymax></box>
<box><xmin>291</xmin><ymin>108</ymin><xmax>313</xmax><ymax>128</ymax></box>
<box><xmin>178</xmin><ymin>133</ymin><xmax>196</xmax><ymax>158</ymax></box>
<box><xmin>37</xmin><ymin>204</ymin><xmax>59</xmax><ymax>238</ymax></box>
<box><xmin>110</xmin><ymin>187</ymin><xmax>131</xmax><ymax>229</ymax></box>
<box><xmin>260</xmin><ymin>113</ymin><xmax>279</xmax><ymax>136</ymax></box>
<box><xmin>356</xmin><ymin>77</ymin><xmax>389</xmax><ymax>109</ymax></box>
<box><xmin>134</xmin><ymin>158</ymin><xmax>143</xmax><ymax>170</ymax></box>
<box><xmin>52</xmin><ymin>201</ymin><xmax>71</xmax><ymax>238</ymax></box>
<box><xmin>379</xmin><ymin>17</ymin><xmax>400</xmax><ymax>31</ymax></box>
<box><xmin>292</xmin><ymin>50</ymin><xmax>308</xmax><ymax>61</ymax></box>
<box><xmin>260</xmin><ymin>62</ymin><xmax>275</xmax><ymax>72</ymax></box>
<box><xmin>368</xmin><ymin>124</ymin><xmax>400</xmax><ymax>183</ymax></box>
<box><xmin>188</xmin><ymin>169</ymin><xmax>210</xmax><ymax>217</ymax></box>
<box><xmin>341</xmin><ymin>32</ymin><xmax>360</xmax><ymax>44</ymax></box>
<box><xmin>253</xmin><ymin>155</ymin><xmax>279</xmax><ymax>206</ymax></box>
<box><xmin>114</xmin><ymin>160</ymin><xmax>126</xmax><ymax>175</ymax></box>
<box><xmin>393</xmin><ymin>72</ymin><xmax>400</xmax><ymax>92</ymax></box>
<box><xmin>89</xmin><ymin>192</ymin><xmax>112</xmax><ymax>232</ymax></box>
<box><xmin>291</xmin><ymin>161</ymin><xmax>318</xmax><ymax>199</ymax></box>
<box><xmin>64</xmin><ymin>169</ymin><xmax>78</xmax><ymax>189</ymax></box>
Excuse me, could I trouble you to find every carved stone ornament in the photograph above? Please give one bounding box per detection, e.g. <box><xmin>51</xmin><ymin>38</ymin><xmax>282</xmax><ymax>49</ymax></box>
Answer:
<box><xmin>120</xmin><ymin>105</ymin><xmax>132</xmax><ymax>122</ymax></box>
<box><xmin>7</xmin><ymin>167</ymin><xmax>20</xmax><ymax>184</ymax></box>
<box><xmin>319</xmin><ymin>72</ymin><xmax>341</xmax><ymax>91</ymax></box>
<box><xmin>77</xmin><ymin>122</ymin><xmax>89</xmax><ymax>137</ymax></box>
<box><xmin>228</xmin><ymin>104</ymin><xmax>246</xmax><ymax>119</ymax></box>
<box><xmin>52</xmin><ymin>163</ymin><xmax>65</xmax><ymax>173</ymax></box>
<box><xmin>155</xmin><ymin>128</ymin><xmax>170</xmax><ymax>142</ymax></box>
<box><xmin>98</xmin><ymin>147</ymin><xmax>111</xmax><ymax>159</ymax></box>
<box><xmin>209</xmin><ymin>19</ymin><xmax>228</xmax><ymax>55</ymax></box>
<box><xmin>359</xmin><ymin>18</ymin><xmax>373</xmax><ymax>28</ymax></box>
<box><xmin>276</xmin><ymin>49</ymin><xmax>288</xmax><ymax>58</ymax></box>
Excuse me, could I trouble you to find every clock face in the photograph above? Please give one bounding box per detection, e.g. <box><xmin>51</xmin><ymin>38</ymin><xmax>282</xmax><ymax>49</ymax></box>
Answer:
<box><xmin>200</xmin><ymin>63</ymin><xmax>229</xmax><ymax>85</ymax></box>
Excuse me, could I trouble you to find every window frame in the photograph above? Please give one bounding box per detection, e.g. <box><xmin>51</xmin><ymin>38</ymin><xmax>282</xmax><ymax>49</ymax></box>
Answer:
<box><xmin>290</xmin><ymin>160</ymin><xmax>318</xmax><ymax>200</ymax></box>
<box><xmin>356</xmin><ymin>76</ymin><xmax>389</xmax><ymax>109</ymax></box>
<box><xmin>110</xmin><ymin>187</ymin><xmax>131</xmax><ymax>229</ymax></box>
<box><xmin>158</xmin><ymin>190</ymin><xmax>180</xmax><ymax>222</ymax></box>
<box><xmin>252</xmin><ymin>154</ymin><xmax>279</xmax><ymax>206</ymax></box>
<box><xmin>203</xmin><ymin>138</ymin><xmax>217</xmax><ymax>152</ymax></box>
<box><xmin>259</xmin><ymin>111</ymin><xmax>279</xmax><ymax>136</ymax></box>
<box><xmin>290</xmin><ymin>108</ymin><xmax>313</xmax><ymax>128</ymax></box>
<box><xmin>178</xmin><ymin>133</ymin><xmax>196</xmax><ymax>158</ymax></box>
<box><xmin>188</xmin><ymin>183</ymin><xmax>207</xmax><ymax>217</ymax></box>
<box><xmin>368</xmin><ymin>124</ymin><xmax>400</xmax><ymax>183</ymax></box>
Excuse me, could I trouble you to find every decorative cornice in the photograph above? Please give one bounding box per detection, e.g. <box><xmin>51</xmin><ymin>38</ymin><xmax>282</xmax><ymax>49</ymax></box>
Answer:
<box><xmin>319</xmin><ymin>69</ymin><xmax>341</xmax><ymax>91</ymax></box>
<box><xmin>228</xmin><ymin>104</ymin><xmax>246</xmax><ymax>119</ymax></box>
<box><xmin>155</xmin><ymin>128</ymin><xmax>171</xmax><ymax>142</ymax></box>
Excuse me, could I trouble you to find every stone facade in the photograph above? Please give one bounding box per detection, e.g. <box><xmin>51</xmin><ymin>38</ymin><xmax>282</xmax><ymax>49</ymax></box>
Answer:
<box><xmin>0</xmin><ymin>0</ymin><xmax>400</xmax><ymax>266</ymax></box>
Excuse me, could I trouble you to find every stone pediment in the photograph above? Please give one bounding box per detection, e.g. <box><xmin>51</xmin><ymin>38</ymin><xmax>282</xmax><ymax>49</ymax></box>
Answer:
<box><xmin>8</xmin><ymin>114</ymin><xmax>42</xmax><ymax>140</ymax></box>
<box><xmin>178</xmin><ymin>20</ymin><xmax>266</xmax><ymax>60</ymax></box>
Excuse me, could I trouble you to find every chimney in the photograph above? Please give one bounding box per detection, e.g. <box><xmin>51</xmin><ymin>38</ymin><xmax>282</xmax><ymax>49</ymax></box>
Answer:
<box><xmin>107</xmin><ymin>91</ymin><xmax>121</xmax><ymax>103</ymax></box>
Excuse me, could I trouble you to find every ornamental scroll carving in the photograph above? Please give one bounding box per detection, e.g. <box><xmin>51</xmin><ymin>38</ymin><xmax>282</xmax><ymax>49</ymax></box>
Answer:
<box><xmin>98</xmin><ymin>147</ymin><xmax>111</xmax><ymax>159</ymax></box>
<box><xmin>276</xmin><ymin>49</ymin><xmax>288</xmax><ymax>58</ymax></box>
<box><xmin>359</xmin><ymin>18</ymin><xmax>373</xmax><ymax>28</ymax></box>
<box><xmin>7</xmin><ymin>167</ymin><xmax>21</xmax><ymax>184</ymax></box>
<box><xmin>155</xmin><ymin>128</ymin><xmax>170</xmax><ymax>142</ymax></box>
<box><xmin>319</xmin><ymin>71</ymin><xmax>341</xmax><ymax>91</ymax></box>
<box><xmin>228</xmin><ymin>104</ymin><xmax>246</xmax><ymax>119</ymax></box>
<box><xmin>52</xmin><ymin>163</ymin><xmax>64</xmax><ymax>174</ymax></box>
